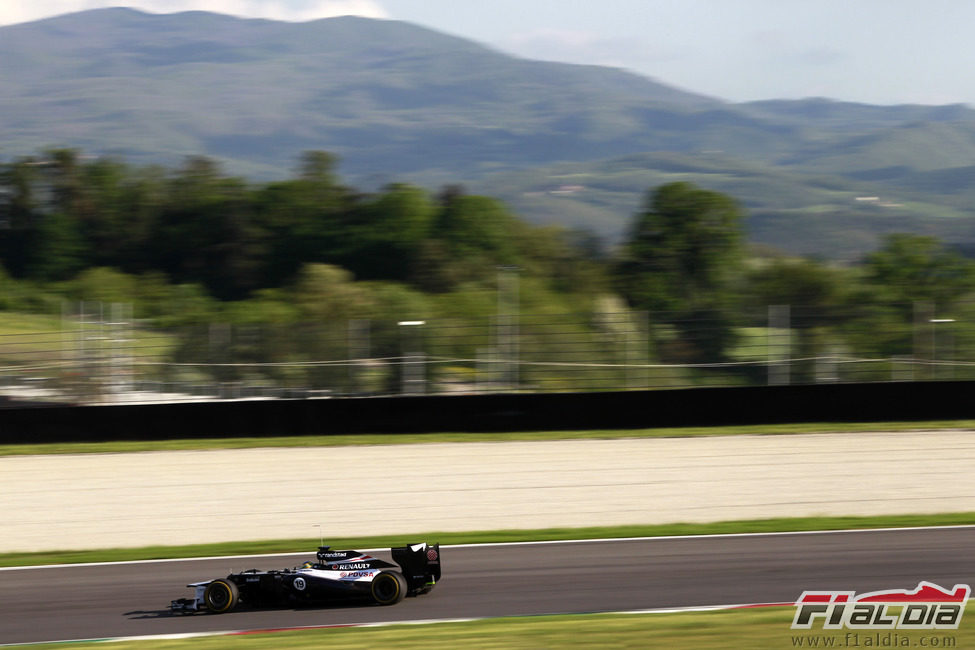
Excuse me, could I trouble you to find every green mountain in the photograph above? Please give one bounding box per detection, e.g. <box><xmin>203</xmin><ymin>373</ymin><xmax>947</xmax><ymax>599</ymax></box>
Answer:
<box><xmin>2</xmin><ymin>8</ymin><xmax>975</xmax><ymax>258</ymax></box>
<box><xmin>0</xmin><ymin>8</ymin><xmax>724</xmax><ymax>175</ymax></box>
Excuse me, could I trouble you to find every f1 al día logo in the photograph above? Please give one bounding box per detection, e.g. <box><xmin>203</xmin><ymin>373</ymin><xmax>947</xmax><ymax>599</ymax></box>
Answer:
<box><xmin>792</xmin><ymin>581</ymin><xmax>971</xmax><ymax>630</ymax></box>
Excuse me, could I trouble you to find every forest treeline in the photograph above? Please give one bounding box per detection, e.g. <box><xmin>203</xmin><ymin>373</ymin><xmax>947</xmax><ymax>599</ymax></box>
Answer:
<box><xmin>3</xmin><ymin>148</ymin><xmax>975</xmax><ymax>367</ymax></box>
<box><xmin>0</xmin><ymin>150</ymin><xmax>604</xmax><ymax>297</ymax></box>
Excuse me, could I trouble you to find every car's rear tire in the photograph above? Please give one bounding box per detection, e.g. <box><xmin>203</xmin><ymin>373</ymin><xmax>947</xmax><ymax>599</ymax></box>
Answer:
<box><xmin>371</xmin><ymin>571</ymin><xmax>407</xmax><ymax>605</ymax></box>
<box><xmin>203</xmin><ymin>579</ymin><xmax>239</xmax><ymax>613</ymax></box>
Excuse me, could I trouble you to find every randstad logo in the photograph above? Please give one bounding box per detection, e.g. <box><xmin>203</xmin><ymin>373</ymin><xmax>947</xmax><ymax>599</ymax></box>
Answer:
<box><xmin>792</xmin><ymin>582</ymin><xmax>970</xmax><ymax>630</ymax></box>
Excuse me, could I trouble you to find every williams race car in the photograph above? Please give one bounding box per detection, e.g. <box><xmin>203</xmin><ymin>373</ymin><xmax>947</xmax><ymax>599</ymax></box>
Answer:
<box><xmin>170</xmin><ymin>542</ymin><xmax>440</xmax><ymax>613</ymax></box>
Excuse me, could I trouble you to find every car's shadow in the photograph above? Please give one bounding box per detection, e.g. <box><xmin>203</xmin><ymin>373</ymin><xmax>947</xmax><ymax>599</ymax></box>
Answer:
<box><xmin>125</xmin><ymin>609</ymin><xmax>184</xmax><ymax>619</ymax></box>
<box><xmin>125</xmin><ymin>600</ymin><xmax>378</xmax><ymax>620</ymax></box>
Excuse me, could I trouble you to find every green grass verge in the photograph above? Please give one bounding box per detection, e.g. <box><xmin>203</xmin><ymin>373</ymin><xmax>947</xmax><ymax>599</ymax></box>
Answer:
<box><xmin>0</xmin><ymin>312</ymin><xmax>63</xmax><ymax>334</ymax></box>
<box><xmin>3</xmin><ymin>420</ymin><xmax>975</xmax><ymax>457</ymax></box>
<box><xmin>12</xmin><ymin>608</ymin><xmax>973</xmax><ymax>649</ymax></box>
<box><xmin>3</xmin><ymin>512</ymin><xmax>973</xmax><ymax>568</ymax></box>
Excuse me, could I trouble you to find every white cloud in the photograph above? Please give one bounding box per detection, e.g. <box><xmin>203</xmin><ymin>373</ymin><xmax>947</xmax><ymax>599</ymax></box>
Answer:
<box><xmin>0</xmin><ymin>0</ymin><xmax>389</xmax><ymax>26</ymax></box>
<box><xmin>502</xmin><ymin>28</ymin><xmax>681</xmax><ymax>72</ymax></box>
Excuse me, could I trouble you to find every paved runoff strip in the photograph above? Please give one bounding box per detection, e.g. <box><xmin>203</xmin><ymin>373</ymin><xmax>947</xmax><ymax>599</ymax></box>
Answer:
<box><xmin>4</xmin><ymin>431</ymin><xmax>975</xmax><ymax>553</ymax></box>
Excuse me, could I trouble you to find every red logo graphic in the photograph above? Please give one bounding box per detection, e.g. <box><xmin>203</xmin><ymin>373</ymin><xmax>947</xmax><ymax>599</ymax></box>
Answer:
<box><xmin>793</xmin><ymin>581</ymin><xmax>970</xmax><ymax>630</ymax></box>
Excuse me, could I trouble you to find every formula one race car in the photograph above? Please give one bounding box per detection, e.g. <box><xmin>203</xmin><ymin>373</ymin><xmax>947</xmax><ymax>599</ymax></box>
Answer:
<box><xmin>170</xmin><ymin>543</ymin><xmax>440</xmax><ymax>613</ymax></box>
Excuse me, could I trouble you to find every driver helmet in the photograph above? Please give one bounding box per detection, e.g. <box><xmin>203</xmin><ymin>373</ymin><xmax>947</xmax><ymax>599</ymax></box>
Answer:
<box><xmin>301</xmin><ymin>561</ymin><xmax>315</xmax><ymax>569</ymax></box>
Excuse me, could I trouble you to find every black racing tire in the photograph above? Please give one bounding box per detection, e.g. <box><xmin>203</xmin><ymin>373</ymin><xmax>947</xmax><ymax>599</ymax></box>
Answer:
<box><xmin>371</xmin><ymin>571</ymin><xmax>407</xmax><ymax>605</ymax></box>
<box><xmin>203</xmin><ymin>579</ymin><xmax>239</xmax><ymax>613</ymax></box>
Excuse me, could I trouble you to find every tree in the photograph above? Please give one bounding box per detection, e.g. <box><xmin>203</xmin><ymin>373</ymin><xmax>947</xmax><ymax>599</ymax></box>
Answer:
<box><xmin>151</xmin><ymin>157</ymin><xmax>266</xmax><ymax>299</ymax></box>
<box><xmin>744</xmin><ymin>257</ymin><xmax>850</xmax><ymax>382</ymax></box>
<box><xmin>252</xmin><ymin>151</ymin><xmax>356</xmax><ymax>287</ymax></box>
<box><xmin>0</xmin><ymin>158</ymin><xmax>42</xmax><ymax>275</ymax></box>
<box><xmin>616</xmin><ymin>182</ymin><xmax>744</xmax><ymax>362</ymax></box>
<box><xmin>436</xmin><ymin>192</ymin><xmax>516</xmax><ymax>261</ymax></box>
<box><xmin>513</xmin><ymin>224</ymin><xmax>608</xmax><ymax>302</ymax></box>
<box><xmin>0</xmin><ymin>157</ymin><xmax>41</xmax><ymax>231</ymax></box>
<box><xmin>618</xmin><ymin>182</ymin><xmax>743</xmax><ymax>312</ymax></box>
<box><xmin>298</xmin><ymin>150</ymin><xmax>340</xmax><ymax>188</ymax></box>
<box><xmin>291</xmin><ymin>264</ymin><xmax>373</xmax><ymax>322</ymax></box>
<box><xmin>76</xmin><ymin>158</ymin><xmax>162</xmax><ymax>272</ymax></box>
<box><xmin>68</xmin><ymin>267</ymin><xmax>139</xmax><ymax>305</ymax></box>
<box><xmin>864</xmin><ymin>234</ymin><xmax>975</xmax><ymax>310</ymax></box>
<box><xmin>343</xmin><ymin>183</ymin><xmax>436</xmax><ymax>280</ymax></box>
<box><xmin>45</xmin><ymin>148</ymin><xmax>85</xmax><ymax>218</ymax></box>
<box><xmin>744</xmin><ymin>257</ymin><xmax>846</xmax><ymax>315</ymax></box>
<box><xmin>835</xmin><ymin>234</ymin><xmax>975</xmax><ymax>369</ymax></box>
<box><xmin>411</xmin><ymin>189</ymin><xmax>521</xmax><ymax>292</ymax></box>
<box><xmin>26</xmin><ymin>210</ymin><xmax>86</xmax><ymax>281</ymax></box>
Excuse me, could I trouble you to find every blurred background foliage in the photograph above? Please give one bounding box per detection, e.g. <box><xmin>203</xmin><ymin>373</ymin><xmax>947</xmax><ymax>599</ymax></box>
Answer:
<box><xmin>2</xmin><ymin>148</ymin><xmax>975</xmax><ymax>396</ymax></box>
<box><xmin>0</xmin><ymin>149</ymin><xmax>613</xmax><ymax>313</ymax></box>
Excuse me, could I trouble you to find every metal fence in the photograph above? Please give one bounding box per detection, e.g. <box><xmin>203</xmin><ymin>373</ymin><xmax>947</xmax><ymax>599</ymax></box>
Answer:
<box><xmin>1</xmin><ymin>300</ymin><xmax>973</xmax><ymax>406</ymax></box>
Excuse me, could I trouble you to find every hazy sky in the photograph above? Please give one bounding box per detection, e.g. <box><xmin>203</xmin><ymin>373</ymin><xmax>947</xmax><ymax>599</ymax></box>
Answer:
<box><xmin>3</xmin><ymin>0</ymin><xmax>972</xmax><ymax>106</ymax></box>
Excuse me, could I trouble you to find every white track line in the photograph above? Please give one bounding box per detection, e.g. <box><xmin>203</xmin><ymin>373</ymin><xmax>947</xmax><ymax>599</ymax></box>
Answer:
<box><xmin>3</xmin><ymin>524</ymin><xmax>974</xmax><ymax>572</ymax></box>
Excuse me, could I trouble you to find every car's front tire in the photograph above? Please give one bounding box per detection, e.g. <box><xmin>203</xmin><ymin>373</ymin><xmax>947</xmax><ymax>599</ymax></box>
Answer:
<box><xmin>203</xmin><ymin>579</ymin><xmax>239</xmax><ymax>613</ymax></box>
<box><xmin>371</xmin><ymin>571</ymin><xmax>407</xmax><ymax>605</ymax></box>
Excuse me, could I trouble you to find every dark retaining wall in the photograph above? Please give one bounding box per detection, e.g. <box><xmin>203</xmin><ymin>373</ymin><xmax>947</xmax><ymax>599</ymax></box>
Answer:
<box><xmin>1</xmin><ymin>381</ymin><xmax>973</xmax><ymax>444</ymax></box>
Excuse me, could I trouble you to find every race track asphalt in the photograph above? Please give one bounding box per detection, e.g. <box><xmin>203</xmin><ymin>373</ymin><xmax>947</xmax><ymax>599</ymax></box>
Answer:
<box><xmin>2</xmin><ymin>527</ymin><xmax>974</xmax><ymax>645</ymax></box>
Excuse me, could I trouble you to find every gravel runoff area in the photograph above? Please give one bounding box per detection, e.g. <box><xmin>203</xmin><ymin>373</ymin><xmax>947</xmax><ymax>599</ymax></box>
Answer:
<box><xmin>3</xmin><ymin>430</ymin><xmax>975</xmax><ymax>553</ymax></box>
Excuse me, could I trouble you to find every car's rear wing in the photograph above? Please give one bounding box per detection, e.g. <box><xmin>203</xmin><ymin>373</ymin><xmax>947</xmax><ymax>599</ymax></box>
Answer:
<box><xmin>391</xmin><ymin>542</ymin><xmax>441</xmax><ymax>595</ymax></box>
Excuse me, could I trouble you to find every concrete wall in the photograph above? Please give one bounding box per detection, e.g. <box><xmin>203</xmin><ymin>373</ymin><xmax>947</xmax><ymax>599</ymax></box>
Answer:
<box><xmin>2</xmin><ymin>381</ymin><xmax>973</xmax><ymax>443</ymax></box>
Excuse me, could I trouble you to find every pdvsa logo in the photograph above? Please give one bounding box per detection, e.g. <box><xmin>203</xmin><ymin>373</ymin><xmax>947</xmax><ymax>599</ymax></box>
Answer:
<box><xmin>792</xmin><ymin>581</ymin><xmax>970</xmax><ymax>630</ymax></box>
